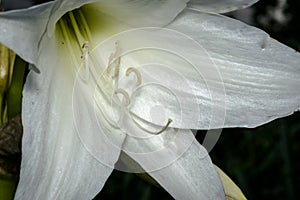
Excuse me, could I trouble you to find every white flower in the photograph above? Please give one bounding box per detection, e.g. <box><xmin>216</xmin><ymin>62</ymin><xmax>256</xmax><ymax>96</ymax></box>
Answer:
<box><xmin>0</xmin><ymin>0</ymin><xmax>299</xmax><ymax>199</ymax></box>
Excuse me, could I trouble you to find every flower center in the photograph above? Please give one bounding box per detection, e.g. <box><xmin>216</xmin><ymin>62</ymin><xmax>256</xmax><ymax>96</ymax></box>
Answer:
<box><xmin>59</xmin><ymin>9</ymin><xmax>172</xmax><ymax>135</ymax></box>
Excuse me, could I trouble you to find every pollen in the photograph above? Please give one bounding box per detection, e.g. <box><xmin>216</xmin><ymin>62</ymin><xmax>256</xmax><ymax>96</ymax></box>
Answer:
<box><xmin>106</xmin><ymin>40</ymin><xmax>121</xmax><ymax>78</ymax></box>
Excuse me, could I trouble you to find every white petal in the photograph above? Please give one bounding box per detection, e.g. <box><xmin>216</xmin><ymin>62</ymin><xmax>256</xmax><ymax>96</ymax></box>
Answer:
<box><xmin>123</xmin><ymin>128</ymin><xmax>225</xmax><ymax>200</ymax></box>
<box><xmin>0</xmin><ymin>2</ymin><xmax>54</xmax><ymax>64</ymax></box>
<box><xmin>148</xmin><ymin>140</ymin><xmax>225</xmax><ymax>200</ymax></box>
<box><xmin>187</xmin><ymin>0</ymin><xmax>258</xmax><ymax>13</ymax></box>
<box><xmin>166</xmin><ymin>9</ymin><xmax>300</xmax><ymax>128</ymax></box>
<box><xmin>15</xmin><ymin>30</ymin><xmax>125</xmax><ymax>199</ymax></box>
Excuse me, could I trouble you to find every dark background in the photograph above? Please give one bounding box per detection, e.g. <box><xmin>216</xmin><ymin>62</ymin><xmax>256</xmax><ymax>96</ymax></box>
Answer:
<box><xmin>1</xmin><ymin>0</ymin><xmax>299</xmax><ymax>199</ymax></box>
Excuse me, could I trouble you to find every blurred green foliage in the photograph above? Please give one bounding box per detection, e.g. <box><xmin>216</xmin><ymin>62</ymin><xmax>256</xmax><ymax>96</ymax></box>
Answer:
<box><xmin>0</xmin><ymin>175</ymin><xmax>18</xmax><ymax>200</ymax></box>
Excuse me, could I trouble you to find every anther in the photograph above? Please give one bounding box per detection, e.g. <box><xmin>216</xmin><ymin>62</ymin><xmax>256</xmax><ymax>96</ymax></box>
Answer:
<box><xmin>126</xmin><ymin>67</ymin><xmax>142</xmax><ymax>86</ymax></box>
<box><xmin>115</xmin><ymin>88</ymin><xmax>130</xmax><ymax>106</ymax></box>
<box><xmin>82</xmin><ymin>41</ymin><xmax>89</xmax><ymax>49</ymax></box>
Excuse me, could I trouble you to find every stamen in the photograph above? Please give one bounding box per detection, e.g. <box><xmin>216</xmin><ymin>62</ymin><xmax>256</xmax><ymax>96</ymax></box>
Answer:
<box><xmin>113</xmin><ymin>41</ymin><xmax>121</xmax><ymax>78</ymax></box>
<box><xmin>115</xmin><ymin>88</ymin><xmax>130</xmax><ymax>106</ymax></box>
<box><xmin>81</xmin><ymin>41</ymin><xmax>90</xmax><ymax>81</ymax></box>
<box><xmin>106</xmin><ymin>53</ymin><xmax>114</xmax><ymax>74</ymax></box>
<box><xmin>126</xmin><ymin>67</ymin><xmax>142</xmax><ymax>86</ymax></box>
<box><xmin>106</xmin><ymin>41</ymin><xmax>121</xmax><ymax>78</ymax></box>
